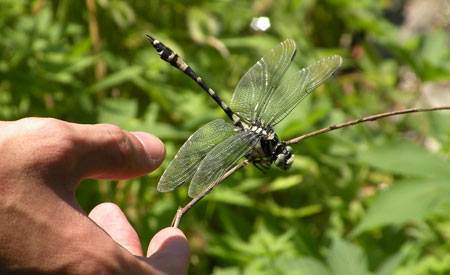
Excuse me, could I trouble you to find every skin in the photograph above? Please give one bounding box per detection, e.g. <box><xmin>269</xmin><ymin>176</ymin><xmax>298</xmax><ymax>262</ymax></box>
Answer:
<box><xmin>0</xmin><ymin>118</ymin><xmax>189</xmax><ymax>274</ymax></box>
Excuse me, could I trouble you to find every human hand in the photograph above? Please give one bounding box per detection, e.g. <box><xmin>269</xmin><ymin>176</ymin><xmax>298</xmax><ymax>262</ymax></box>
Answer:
<box><xmin>0</xmin><ymin>118</ymin><xmax>189</xmax><ymax>274</ymax></box>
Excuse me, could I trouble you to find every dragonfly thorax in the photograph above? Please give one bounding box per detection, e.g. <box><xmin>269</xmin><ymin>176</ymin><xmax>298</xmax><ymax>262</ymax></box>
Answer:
<box><xmin>240</xmin><ymin>121</ymin><xmax>273</xmax><ymax>136</ymax></box>
<box><xmin>242</xmin><ymin>123</ymin><xmax>294</xmax><ymax>170</ymax></box>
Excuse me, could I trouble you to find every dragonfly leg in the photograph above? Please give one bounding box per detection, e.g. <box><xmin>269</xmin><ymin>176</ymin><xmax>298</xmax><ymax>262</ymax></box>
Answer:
<box><xmin>252</xmin><ymin>162</ymin><xmax>267</xmax><ymax>173</ymax></box>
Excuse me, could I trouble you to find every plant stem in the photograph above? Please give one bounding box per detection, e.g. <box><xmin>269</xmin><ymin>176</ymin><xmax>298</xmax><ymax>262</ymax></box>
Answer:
<box><xmin>286</xmin><ymin>106</ymin><xmax>450</xmax><ymax>144</ymax></box>
<box><xmin>171</xmin><ymin>106</ymin><xmax>450</xmax><ymax>228</ymax></box>
<box><xmin>171</xmin><ymin>160</ymin><xmax>249</xmax><ymax>228</ymax></box>
<box><xmin>86</xmin><ymin>0</ymin><xmax>106</xmax><ymax>81</ymax></box>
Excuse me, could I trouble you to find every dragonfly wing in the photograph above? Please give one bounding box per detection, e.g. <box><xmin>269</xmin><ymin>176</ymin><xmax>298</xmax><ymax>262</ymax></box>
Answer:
<box><xmin>188</xmin><ymin>131</ymin><xmax>260</xmax><ymax>198</ymax></box>
<box><xmin>157</xmin><ymin>119</ymin><xmax>235</xmax><ymax>192</ymax></box>
<box><xmin>263</xmin><ymin>55</ymin><xmax>342</xmax><ymax>126</ymax></box>
<box><xmin>230</xmin><ymin>39</ymin><xmax>296</xmax><ymax>123</ymax></box>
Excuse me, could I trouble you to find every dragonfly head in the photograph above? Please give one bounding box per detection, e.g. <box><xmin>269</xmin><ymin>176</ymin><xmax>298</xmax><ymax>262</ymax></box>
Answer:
<box><xmin>274</xmin><ymin>145</ymin><xmax>294</xmax><ymax>170</ymax></box>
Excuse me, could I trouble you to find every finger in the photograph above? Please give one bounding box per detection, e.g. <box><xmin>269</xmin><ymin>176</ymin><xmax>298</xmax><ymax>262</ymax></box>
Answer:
<box><xmin>88</xmin><ymin>202</ymin><xmax>143</xmax><ymax>256</ymax></box>
<box><xmin>72</xmin><ymin>123</ymin><xmax>165</xmax><ymax>180</ymax></box>
<box><xmin>4</xmin><ymin>118</ymin><xmax>165</xmax><ymax>181</ymax></box>
<box><xmin>147</xmin><ymin>227</ymin><xmax>190</xmax><ymax>275</ymax></box>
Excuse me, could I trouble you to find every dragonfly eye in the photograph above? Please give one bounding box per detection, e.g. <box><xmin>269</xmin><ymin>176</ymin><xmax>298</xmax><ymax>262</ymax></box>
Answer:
<box><xmin>286</xmin><ymin>154</ymin><xmax>295</xmax><ymax>167</ymax></box>
<box><xmin>286</xmin><ymin>146</ymin><xmax>293</xmax><ymax>153</ymax></box>
<box><xmin>274</xmin><ymin>153</ymin><xmax>284</xmax><ymax>164</ymax></box>
<box><xmin>274</xmin><ymin>153</ymin><xmax>294</xmax><ymax>170</ymax></box>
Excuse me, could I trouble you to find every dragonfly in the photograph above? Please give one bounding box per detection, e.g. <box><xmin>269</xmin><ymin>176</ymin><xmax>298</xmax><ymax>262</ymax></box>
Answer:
<box><xmin>147</xmin><ymin>35</ymin><xmax>342</xmax><ymax>198</ymax></box>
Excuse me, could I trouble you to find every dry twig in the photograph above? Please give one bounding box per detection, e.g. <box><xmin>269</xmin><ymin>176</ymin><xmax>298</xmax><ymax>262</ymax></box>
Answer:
<box><xmin>86</xmin><ymin>0</ymin><xmax>106</xmax><ymax>81</ymax></box>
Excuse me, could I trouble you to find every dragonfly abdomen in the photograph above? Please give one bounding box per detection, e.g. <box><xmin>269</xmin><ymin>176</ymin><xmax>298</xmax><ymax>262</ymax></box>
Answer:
<box><xmin>146</xmin><ymin>34</ymin><xmax>242</xmax><ymax>126</ymax></box>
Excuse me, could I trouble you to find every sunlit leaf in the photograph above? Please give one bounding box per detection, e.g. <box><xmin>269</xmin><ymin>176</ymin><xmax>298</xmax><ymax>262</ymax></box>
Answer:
<box><xmin>326</xmin><ymin>237</ymin><xmax>369</xmax><ymax>275</ymax></box>
<box><xmin>206</xmin><ymin>187</ymin><xmax>254</xmax><ymax>207</ymax></box>
<box><xmin>375</xmin><ymin>250</ymin><xmax>407</xmax><ymax>275</ymax></box>
<box><xmin>359</xmin><ymin>141</ymin><xmax>450</xmax><ymax>178</ymax></box>
<box><xmin>267</xmin><ymin>175</ymin><xmax>303</xmax><ymax>192</ymax></box>
<box><xmin>88</xmin><ymin>66</ymin><xmax>143</xmax><ymax>93</ymax></box>
<box><xmin>98</xmin><ymin>98</ymin><xmax>137</xmax><ymax>123</ymax></box>
<box><xmin>212</xmin><ymin>267</ymin><xmax>240</xmax><ymax>275</ymax></box>
<box><xmin>276</xmin><ymin>256</ymin><xmax>330</xmax><ymax>275</ymax></box>
<box><xmin>353</xmin><ymin>179</ymin><xmax>450</xmax><ymax>235</ymax></box>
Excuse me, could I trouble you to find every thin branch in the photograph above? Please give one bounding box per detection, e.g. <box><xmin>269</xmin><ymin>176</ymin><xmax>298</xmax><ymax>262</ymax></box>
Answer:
<box><xmin>286</xmin><ymin>106</ymin><xmax>450</xmax><ymax>145</ymax></box>
<box><xmin>171</xmin><ymin>106</ymin><xmax>450</xmax><ymax>227</ymax></box>
<box><xmin>172</xmin><ymin>160</ymin><xmax>249</xmax><ymax>228</ymax></box>
<box><xmin>86</xmin><ymin>0</ymin><xmax>106</xmax><ymax>81</ymax></box>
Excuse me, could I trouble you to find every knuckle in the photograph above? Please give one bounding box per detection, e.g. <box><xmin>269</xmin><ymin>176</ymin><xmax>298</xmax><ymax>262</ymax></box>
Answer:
<box><xmin>99</xmin><ymin>124</ymin><xmax>133</xmax><ymax>163</ymax></box>
<box><xmin>17</xmin><ymin>118</ymin><xmax>78</xmax><ymax>166</ymax></box>
<box><xmin>100</xmin><ymin>124</ymin><xmax>127</xmax><ymax>146</ymax></box>
<box><xmin>99</xmin><ymin>123</ymin><xmax>124</xmax><ymax>138</ymax></box>
<box><xmin>19</xmin><ymin>117</ymin><xmax>71</xmax><ymax>137</ymax></box>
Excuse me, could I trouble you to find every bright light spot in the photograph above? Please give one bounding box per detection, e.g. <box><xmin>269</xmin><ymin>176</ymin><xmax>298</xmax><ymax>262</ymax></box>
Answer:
<box><xmin>250</xmin><ymin>16</ymin><xmax>271</xmax><ymax>32</ymax></box>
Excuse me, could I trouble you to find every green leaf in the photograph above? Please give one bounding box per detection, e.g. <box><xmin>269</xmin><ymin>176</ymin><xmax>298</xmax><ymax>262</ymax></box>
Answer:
<box><xmin>353</xmin><ymin>179</ymin><xmax>450</xmax><ymax>235</ymax></box>
<box><xmin>98</xmin><ymin>98</ymin><xmax>137</xmax><ymax>124</ymax></box>
<box><xmin>267</xmin><ymin>175</ymin><xmax>303</xmax><ymax>192</ymax></box>
<box><xmin>207</xmin><ymin>187</ymin><xmax>254</xmax><ymax>207</ymax></box>
<box><xmin>326</xmin><ymin>237</ymin><xmax>369</xmax><ymax>275</ymax></box>
<box><xmin>222</xmin><ymin>36</ymin><xmax>280</xmax><ymax>51</ymax></box>
<box><xmin>375</xmin><ymin>250</ymin><xmax>406</xmax><ymax>275</ymax></box>
<box><xmin>421</xmin><ymin>31</ymin><xmax>450</xmax><ymax>67</ymax></box>
<box><xmin>359</xmin><ymin>141</ymin><xmax>450</xmax><ymax>178</ymax></box>
<box><xmin>212</xmin><ymin>267</ymin><xmax>240</xmax><ymax>275</ymax></box>
<box><xmin>263</xmin><ymin>202</ymin><xmax>323</xmax><ymax>218</ymax></box>
<box><xmin>64</xmin><ymin>55</ymin><xmax>97</xmax><ymax>74</ymax></box>
<box><xmin>88</xmin><ymin>66</ymin><xmax>142</xmax><ymax>93</ymax></box>
<box><xmin>276</xmin><ymin>257</ymin><xmax>330</xmax><ymax>275</ymax></box>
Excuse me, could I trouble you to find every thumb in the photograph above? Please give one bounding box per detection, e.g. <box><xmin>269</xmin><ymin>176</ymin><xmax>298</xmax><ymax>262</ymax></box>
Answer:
<box><xmin>147</xmin><ymin>227</ymin><xmax>190</xmax><ymax>275</ymax></box>
<box><xmin>72</xmin><ymin>123</ymin><xmax>165</xmax><ymax>180</ymax></box>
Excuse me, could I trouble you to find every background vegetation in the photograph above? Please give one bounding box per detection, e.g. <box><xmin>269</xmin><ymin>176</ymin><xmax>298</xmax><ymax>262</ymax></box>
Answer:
<box><xmin>1</xmin><ymin>0</ymin><xmax>450</xmax><ymax>274</ymax></box>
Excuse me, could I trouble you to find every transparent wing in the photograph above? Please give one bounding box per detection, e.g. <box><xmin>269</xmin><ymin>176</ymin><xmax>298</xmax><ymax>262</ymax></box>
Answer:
<box><xmin>188</xmin><ymin>131</ymin><xmax>260</xmax><ymax>198</ymax></box>
<box><xmin>263</xmin><ymin>55</ymin><xmax>342</xmax><ymax>126</ymax></box>
<box><xmin>230</xmin><ymin>39</ymin><xmax>296</xmax><ymax>123</ymax></box>
<box><xmin>157</xmin><ymin>119</ymin><xmax>235</xmax><ymax>192</ymax></box>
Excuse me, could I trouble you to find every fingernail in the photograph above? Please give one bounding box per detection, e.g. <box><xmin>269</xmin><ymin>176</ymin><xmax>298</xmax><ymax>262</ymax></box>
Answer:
<box><xmin>131</xmin><ymin>132</ymin><xmax>165</xmax><ymax>165</ymax></box>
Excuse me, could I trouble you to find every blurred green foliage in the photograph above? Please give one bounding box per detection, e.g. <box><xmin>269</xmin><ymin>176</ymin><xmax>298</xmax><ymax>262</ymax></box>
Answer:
<box><xmin>1</xmin><ymin>0</ymin><xmax>450</xmax><ymax>274</ymax></box>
